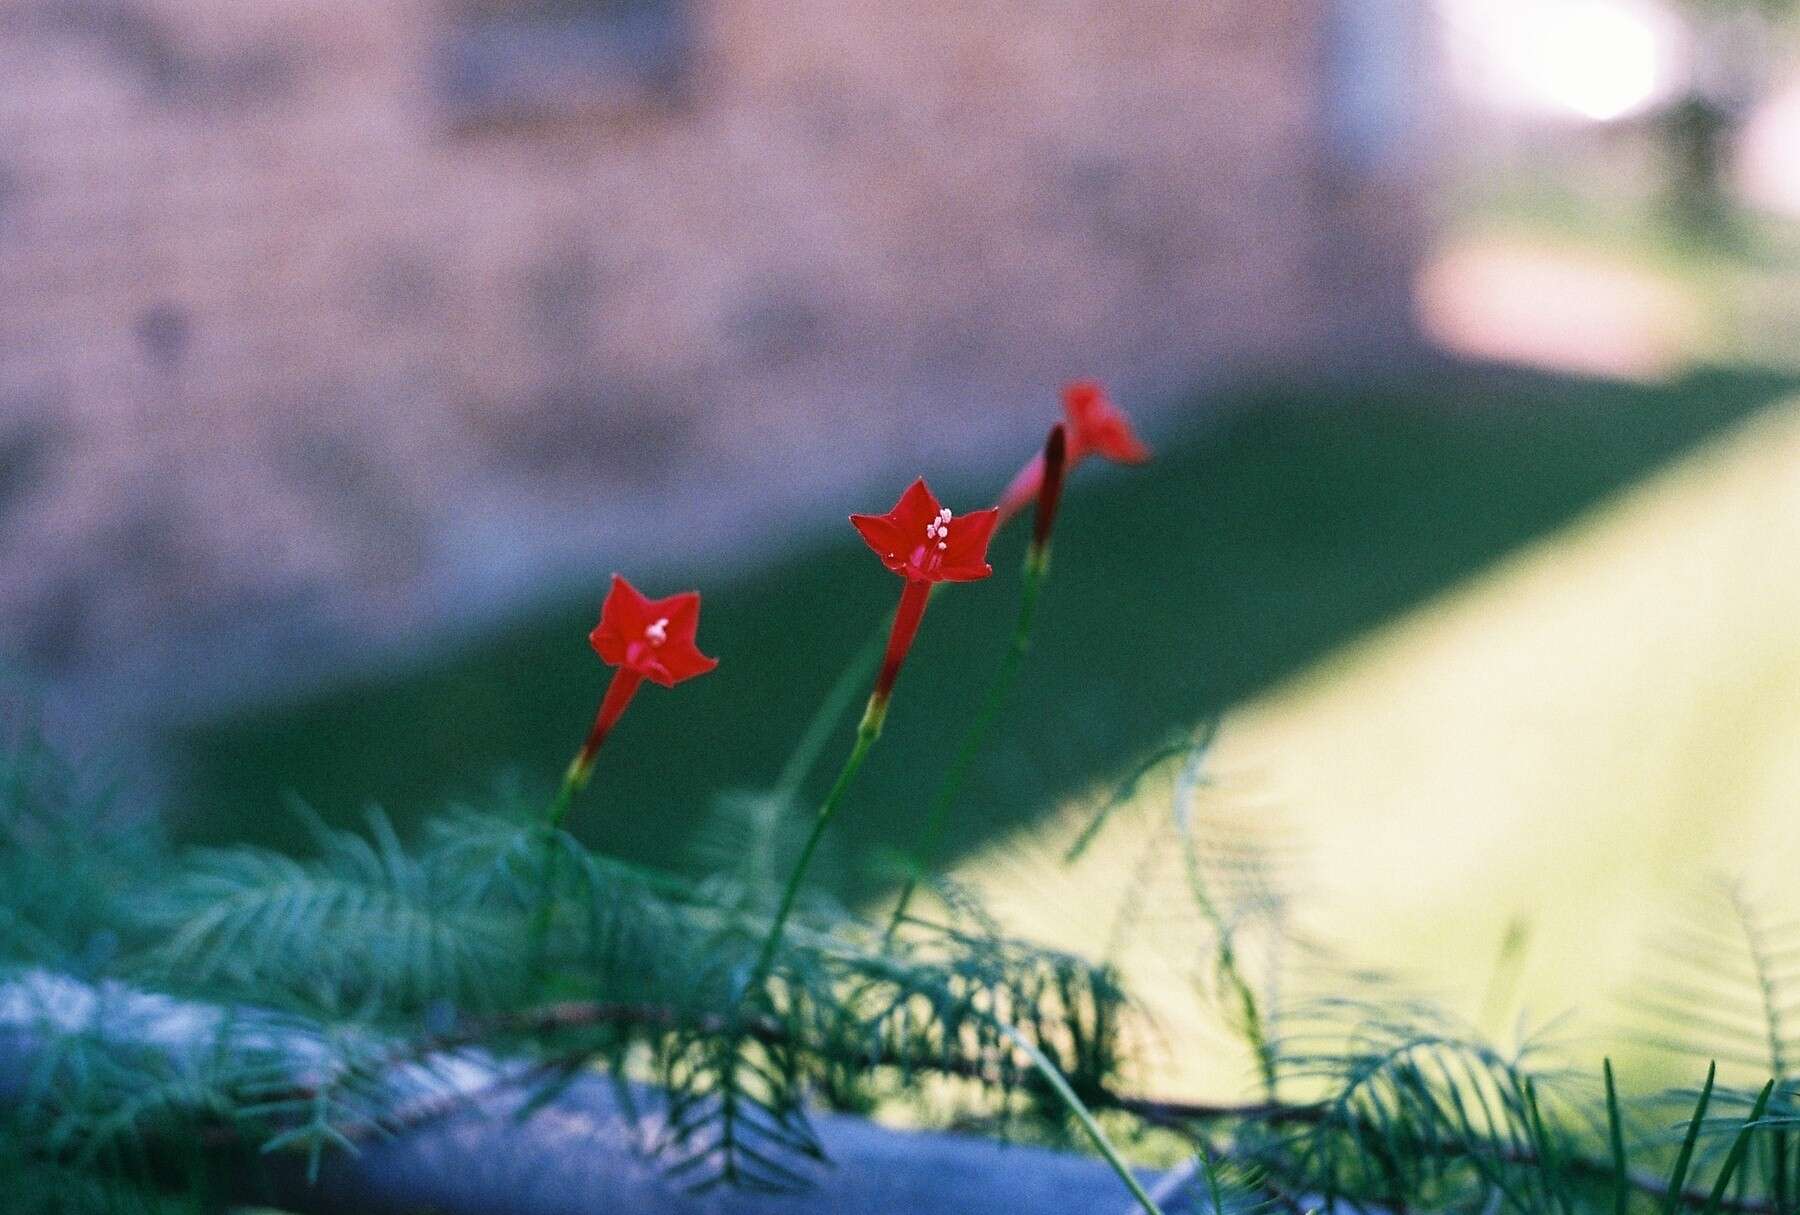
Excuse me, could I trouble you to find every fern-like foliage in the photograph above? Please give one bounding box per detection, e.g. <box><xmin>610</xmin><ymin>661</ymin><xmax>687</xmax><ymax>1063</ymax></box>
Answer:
<box><xmin>0</xmin><ymin>720</ymin><xmax>155</xmax><ymax>966</ymax></box>
<box><xmin>1616</xmin><ymin>882</ymin><xmax>1800</xmax><ymax>1210</ymax></box>
<box><xmin>0</xmin><ymin>718</ymin><xmax>1142</xmax><ymax>1204</ymax></box>
<box><xmin>1041</xmin><ymin>731</ymin><xmax>1800</xmax><ymax>1215</ymax></box>
<box><xmin>1062</xmin><ymin>722</ymin><xmax>1297</xmax><ymax>1098</ymax></box>
<box><xmin>1626</xmin><ymin>883</ymin><xmax>1800</xmax><ymax>1081</ymax></box>
<box><xmin>1242</xmin><ymin>1000</ymin><xmax>1590</xmax><ymax>1213</ymax></box>
<box><xmin>6</xmin><ymin>712</ymin><xmax>1800</xmax><ymax>1215</ymax></box>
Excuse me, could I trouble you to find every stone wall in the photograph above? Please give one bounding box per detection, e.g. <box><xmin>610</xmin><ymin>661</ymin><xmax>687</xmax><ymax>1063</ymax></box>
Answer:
<box><xmin>0</xmin><ymin>0</ymin><xmax>1429</xmax><ymax>725</ymax></box>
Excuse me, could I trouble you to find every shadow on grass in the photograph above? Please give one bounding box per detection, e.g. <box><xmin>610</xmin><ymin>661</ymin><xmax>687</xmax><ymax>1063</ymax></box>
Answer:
<box><xmin>173</xmin><ymin>362</ymin><xmax>1799</xmax><ymax>904</ymax></box>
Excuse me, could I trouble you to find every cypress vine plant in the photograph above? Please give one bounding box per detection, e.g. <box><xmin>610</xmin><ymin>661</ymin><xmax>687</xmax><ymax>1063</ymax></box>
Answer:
<box><xmin>0</xmin><ymin>384</ymin><xmax>1792</xmax><ymax>1215</ymax></box>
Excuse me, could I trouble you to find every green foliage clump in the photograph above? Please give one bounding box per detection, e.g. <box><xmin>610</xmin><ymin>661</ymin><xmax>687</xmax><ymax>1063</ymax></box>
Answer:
<box><xmin>2</xmin><ymin>707</ymin><xmax>1798</xmax><ymax>1214</ymax></box>
<box><xmin>0</xmin><ymin>715</ymin><xmax>1132</xmax><ymax>1207</ymax></box>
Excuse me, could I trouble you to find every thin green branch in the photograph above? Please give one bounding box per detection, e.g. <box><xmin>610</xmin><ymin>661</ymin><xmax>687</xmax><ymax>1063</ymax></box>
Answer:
<box><xmin>883</xmin><ymin>553</ymin><xmax>1048</xmax><ymax>941</ymax></box>
<box><xmin>747</xmin><ymin>713</ymin><xmax>883</xmax><ymax>992</ymax></box>
<box><xmin>1605</xmin><ymin>1058</ymin><xmax>1629</xmax><ymax>1215</ymax></box>
<box><xmin>998</xmin><ymin>1020</ymin><xmax>1165</xmax><ymax>1215</ymax></box>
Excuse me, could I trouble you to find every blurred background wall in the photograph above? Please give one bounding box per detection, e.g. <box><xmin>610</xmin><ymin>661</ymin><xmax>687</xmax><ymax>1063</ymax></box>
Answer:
<box><xmin>0</xmin><ymin>0</ymin><xmax>1429</xmax><ymax>730</ymax></box>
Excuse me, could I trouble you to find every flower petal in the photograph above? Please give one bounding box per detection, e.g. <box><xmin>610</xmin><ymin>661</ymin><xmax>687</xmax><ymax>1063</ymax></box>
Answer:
<box><xmin>644</xmin><ymin>591</ymin><xmax>716</xmax><ymax>685</ymax></box>
<box><xmin>658</xmin><ymin>642</ymin><xmax>720</xmax><ymax>685</ymax></box>
<box><xmin>937</xmin><ymin>506</ymin><xmax>998</xmax><ymax>581</ymax></box>
<box><xmin>591</xmin><ymin>573</ymin><xmax>651</xmax><ymax>666</ymax></box>
<box><xmin>1062</xmin><ymin>380</ymin><xmax>1110</xmax><ymax>432</ymax></box>
<box><xmin>852</xmin><ymin>478</ymin><xmax>945</xmax><ymax>578</ymax></box>
<box><xmin>646</xmin><ymin>589</ymin><xmax>702</xmax><ymax>643</ymax></box>
<box><xmin>1064</xmin><ymin>381</ymin><xmax>1149</xmax><ymax>464</ymax></box>
<box><xmin>851</xmin><ymin>512</ymin><xmax>912</xmax><ymax>576</ymax></box>
<box><xmin>890</xmin><ymin>478</ymin><xmax>942</xmax><ymax>534</ymax></box>
<box><xmin>1088</xmin><ymin>418</ymin><xmax>1150</xmax><ymax>463</ymax></box>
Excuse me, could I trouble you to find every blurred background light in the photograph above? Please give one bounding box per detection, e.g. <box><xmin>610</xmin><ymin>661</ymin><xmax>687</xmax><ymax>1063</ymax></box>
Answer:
<box><xmin>1441</xmin><ymin>0</ymin><xmax>1683</xmax><ymax>123</ymax></box>
<box><xmin>1737</xmin><ymin>80</ymin><xmax>1800</xmax><ymax>216</ymax></box>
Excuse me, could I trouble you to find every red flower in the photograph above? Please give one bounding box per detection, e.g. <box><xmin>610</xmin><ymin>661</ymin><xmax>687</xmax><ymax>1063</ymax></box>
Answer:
<box><xmin>852</xmin><ymin>478</ymin><xmax>999</xmax><ymax>585</ymax></box>
<box><xmin>1065</xmin><ymin>379</ymin><xmax>1151</xmax><ymax>464</ymax></box>
<box><xmin>565</xmin><ymin>575</ymin><xmax>718</xmax><ymax>798</ymax></box>
<box><xmin>589</xmin><ymin>574</ymin><xmax>718</xmax><ymax>688</ymax></box>
<box><xmin>851</xmin><ymin>479</ymin><xmax>999</xmax><ymax>722</ymax></box>
<box><xmin>996</xmin><ymin>380</ymin><xmax>1150</xmax><ymax>522</ymax></box>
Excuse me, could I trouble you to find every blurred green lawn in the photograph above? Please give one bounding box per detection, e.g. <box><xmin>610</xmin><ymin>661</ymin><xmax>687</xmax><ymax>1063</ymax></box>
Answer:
<box><xmin>173</xmin><ymin>362</ymin><xmax>1798</xmax><ymax>920</ymax></box>
<box><xmin>961</xmin><ymin>380</ymin><xmax>1800</xmax><ymax>1098</ymax></box>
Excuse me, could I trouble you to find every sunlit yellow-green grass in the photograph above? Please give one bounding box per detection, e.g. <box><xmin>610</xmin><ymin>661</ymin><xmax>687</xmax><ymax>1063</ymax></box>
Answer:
<box><xmin>956</xmin><ymin>396</ymin><xmax>1800</xmax><ymax>1102</ymax></box>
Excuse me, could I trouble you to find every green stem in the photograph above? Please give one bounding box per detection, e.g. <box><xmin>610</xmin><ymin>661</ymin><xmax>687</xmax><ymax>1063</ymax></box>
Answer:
<box><xmin>999</xmin><ymin>1020</ymin><xmax>1166</xmax><ymax>1215</ymax></box>
<box><xmin>545</xmin><ymin>762</ymin><xmax>582</xmax><ymax>831</ymax></box>
<box><xmin>884</xmin><ymin>550</ymin><xmax>1048</xmax><ymax>941</ymax></box>
<box><xmin>747</xmin><ymin>709</ymin><xmax>884</xmax><ymax>991</ymax></box>
<box><xmin>526</xmin><ymin>761</ymin><xmax>585</xmax><ymax>977</ymax></box>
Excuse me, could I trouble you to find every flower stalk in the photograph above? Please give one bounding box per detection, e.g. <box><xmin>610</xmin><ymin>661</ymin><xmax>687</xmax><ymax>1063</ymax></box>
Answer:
<box><xmin>529</xmin><ymin>576</ymin><xmax>717</xmax><ymax>976</ymax></box>
<box><xmin>885</xmin><ymin>424</ymin><xmax>1067</xmax><ymax>941</ymax></box>
<box><xmin>546</xmin><ymin>667</ymin><xmax>644</xmax><ymax>829</ymax></box>
<box><xmin>746</xmin><ymin>479</ymin><xmax>998</xmax><ymax>992</ymax></box>
<box><xmin>746</xmin><ymin>701</ymin><xmax>884</xmax><ymax>989</ymax></box>
<box><xmin>867</xmin><ymin>579</ymin><xmax>931</xmax><ymax>725</ymax></box>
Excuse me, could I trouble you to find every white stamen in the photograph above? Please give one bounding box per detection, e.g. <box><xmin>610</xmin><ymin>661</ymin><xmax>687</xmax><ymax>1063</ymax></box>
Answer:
<box><xmin>925</xmin><ymin>507</ymin><xmax>956</xmax><ymax>552</ymax></box>
<box><xmin>645</xmin><ymin>617</ymin><xmax>669</xmax><ymax>646</ymax></box>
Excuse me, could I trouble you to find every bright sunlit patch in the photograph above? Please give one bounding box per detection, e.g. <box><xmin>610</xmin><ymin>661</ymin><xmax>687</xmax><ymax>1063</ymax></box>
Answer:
<box><xmin>1441</xmin><ymin>0</ymin><xmax>1681</xmax><ymax>123</ymax></box>
<box><xmin>955</xmin><ymin>399</ymin><xmax>1800</xmax><ymax>1100</ymax></box>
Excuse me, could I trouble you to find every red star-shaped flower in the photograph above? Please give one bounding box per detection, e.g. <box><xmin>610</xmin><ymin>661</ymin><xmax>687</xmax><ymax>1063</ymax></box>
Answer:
<box><xmin>850</xmin><ymin>480</ymin><xmax>999</xmax><ymax>722</ymax></box>
<box><xmin>996</xmin><ymin>380</ymin><xmax>1150</xmax><ymax>522</ymax></box>
<box><xmin>556</xmin><ymin>574</ymin><xmax>718</xmax><ymax>812</ymax></box>
<box><xmin>589</xmin><ymin>574</ymin><xmax>718</xmax><ymax>688</ymax></box>
<box><xmin>851</xmin><ymin>478</ymin><xmax>999</xmax><ymax>585</ymax></box>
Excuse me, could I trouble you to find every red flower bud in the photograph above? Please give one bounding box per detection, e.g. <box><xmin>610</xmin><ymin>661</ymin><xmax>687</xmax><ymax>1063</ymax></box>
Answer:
<box><xmin>1030</xmin><ymin>423</ymin><xmax>1068</xmax><ymax>566</ymax></box>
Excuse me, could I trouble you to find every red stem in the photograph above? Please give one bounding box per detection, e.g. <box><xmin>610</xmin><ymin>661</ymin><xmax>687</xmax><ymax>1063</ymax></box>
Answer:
<box><xmin>873</xmin><ymin>579</ymin><xmax>933</xmax><ymax>708</ymax></box>
<box><xmin>572</xmin><ymin>668</ymin><xmax>644</xmax><ymax>788</ymax></box>
<box><xmin>995</xmin><ymin>450</ymin><xmax>1045</xmax><ymax>526</ymax></box>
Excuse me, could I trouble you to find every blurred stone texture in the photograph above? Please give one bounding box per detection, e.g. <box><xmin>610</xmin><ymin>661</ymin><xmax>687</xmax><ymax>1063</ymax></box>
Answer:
<box><xmin>0</xmin><ymin>0</ymin><xmax>1428</xmax><ymax>723</ymax></box>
